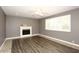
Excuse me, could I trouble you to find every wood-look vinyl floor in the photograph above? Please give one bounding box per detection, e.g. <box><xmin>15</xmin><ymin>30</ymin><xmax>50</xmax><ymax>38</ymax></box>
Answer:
<box><xmin>11</xmin><ymin>36</ymin><xmax>79</xmax><ymax>53</ymax></box>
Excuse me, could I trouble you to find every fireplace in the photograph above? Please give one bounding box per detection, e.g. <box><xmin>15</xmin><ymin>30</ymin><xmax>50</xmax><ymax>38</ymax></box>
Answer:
<box><xmin>22</xmin><ymin>29</ymin><xmax>30</xmax><ymax>35</ymax></box>
<box><xmin>20</xmin><ymin>26</ymin><xmax>32</xmax><ymax>37</ymax></box>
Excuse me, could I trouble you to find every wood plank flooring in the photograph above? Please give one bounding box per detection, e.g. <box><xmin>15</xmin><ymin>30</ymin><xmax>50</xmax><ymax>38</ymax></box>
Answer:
<box><xmin>0</xmin><ymin>40</ymin><xmax>12</xmax><ymax>53</ymax></box>
<box><xmin>11</xmin><ymin>36</ymin><xmax>79</xmax><ymax>53</ymax></box>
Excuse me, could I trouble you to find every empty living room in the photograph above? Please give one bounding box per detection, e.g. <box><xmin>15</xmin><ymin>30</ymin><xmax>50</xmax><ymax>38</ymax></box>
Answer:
<box><xmin>1</xmin><ymin>1</ymin><xmax>79</xmax><ymax>59</ymax></box>
<box><xmin>0</xmin><ymin>6</ymin><xmax>79</xmax><ymax>53</ymax></box>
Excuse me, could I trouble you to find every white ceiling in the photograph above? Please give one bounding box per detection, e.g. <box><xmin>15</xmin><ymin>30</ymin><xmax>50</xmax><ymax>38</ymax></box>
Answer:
<box><xmin>1</xmin><ymin>6</ymin><xmax>79</xmax><ymax>19</ymax></box>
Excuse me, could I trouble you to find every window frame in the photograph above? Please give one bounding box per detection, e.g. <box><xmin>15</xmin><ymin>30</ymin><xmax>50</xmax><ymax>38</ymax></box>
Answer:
<box><xmin>45</xmin><ymin>14</ymin><xmax>71</xmax><ymax>32</ymax></box>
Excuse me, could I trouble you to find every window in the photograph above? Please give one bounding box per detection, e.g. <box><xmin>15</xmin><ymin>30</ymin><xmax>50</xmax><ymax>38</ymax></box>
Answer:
<box><xmin>45</xmin><ymin>14</ymin><xmax>71</xmax><ymax>32</ymax></box>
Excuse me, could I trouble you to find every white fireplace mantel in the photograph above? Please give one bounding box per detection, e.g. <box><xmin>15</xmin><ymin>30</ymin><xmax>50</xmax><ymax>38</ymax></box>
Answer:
<box><xmin>20</xmin><ymin>26</ymin><xmax>32</xmax><ymax>37</ymax></box>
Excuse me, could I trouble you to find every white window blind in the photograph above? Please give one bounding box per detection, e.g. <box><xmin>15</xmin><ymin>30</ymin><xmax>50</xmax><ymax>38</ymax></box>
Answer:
<box><xmin>45</xmin><ymin>15</ymin><xmax>71</xmax><ymax>32</ymax></box>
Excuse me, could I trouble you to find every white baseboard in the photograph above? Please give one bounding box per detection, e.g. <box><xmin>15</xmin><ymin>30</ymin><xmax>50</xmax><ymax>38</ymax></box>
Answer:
<box><xmin>0</xmin><ymin>34</ymin><xmax>39</xmax><ymax>50</ymax></box>
<box><xmin>32</xmin><ymin>34</ymin><xmax>40</xmax><ymax>36</ymax></box>
<box><xmin>6</xmin><ymin>34</ymin><xmax>39</xmax><ymax>40</ymax></box>
<box><xmin>0</xmin><ymin>39</ymin><xmax>6</xmax><ymax>50</ymax></box>
<box><xmin>39</xmin><ymin>34</ymin><xmax>79</xmax><ymax>50</ymax></box>
<box><xmin>1</xmin><ymin>34</ymin><xmax>79</xmax><ymax>51</ymax></box>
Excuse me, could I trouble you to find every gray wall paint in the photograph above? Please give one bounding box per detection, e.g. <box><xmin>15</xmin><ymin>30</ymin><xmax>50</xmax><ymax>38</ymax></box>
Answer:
<box><xmin>6</xmin><ymin>16</ymin><xmax>40</xmax><ymax>38</ymax></box>
<box><xmin>4</xmin><ymin>8</ymin><xmax>79</xmax><ymax>45</ymax></box>
<box><xmin>0</xmin><ymin>7</ymin><xmax>6</xmax><ymax>46</ymax></box>
<box><xmin>40</xmin><ymin>8</ymin><xmax>79</xmax><ymax>44</ymax></box>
